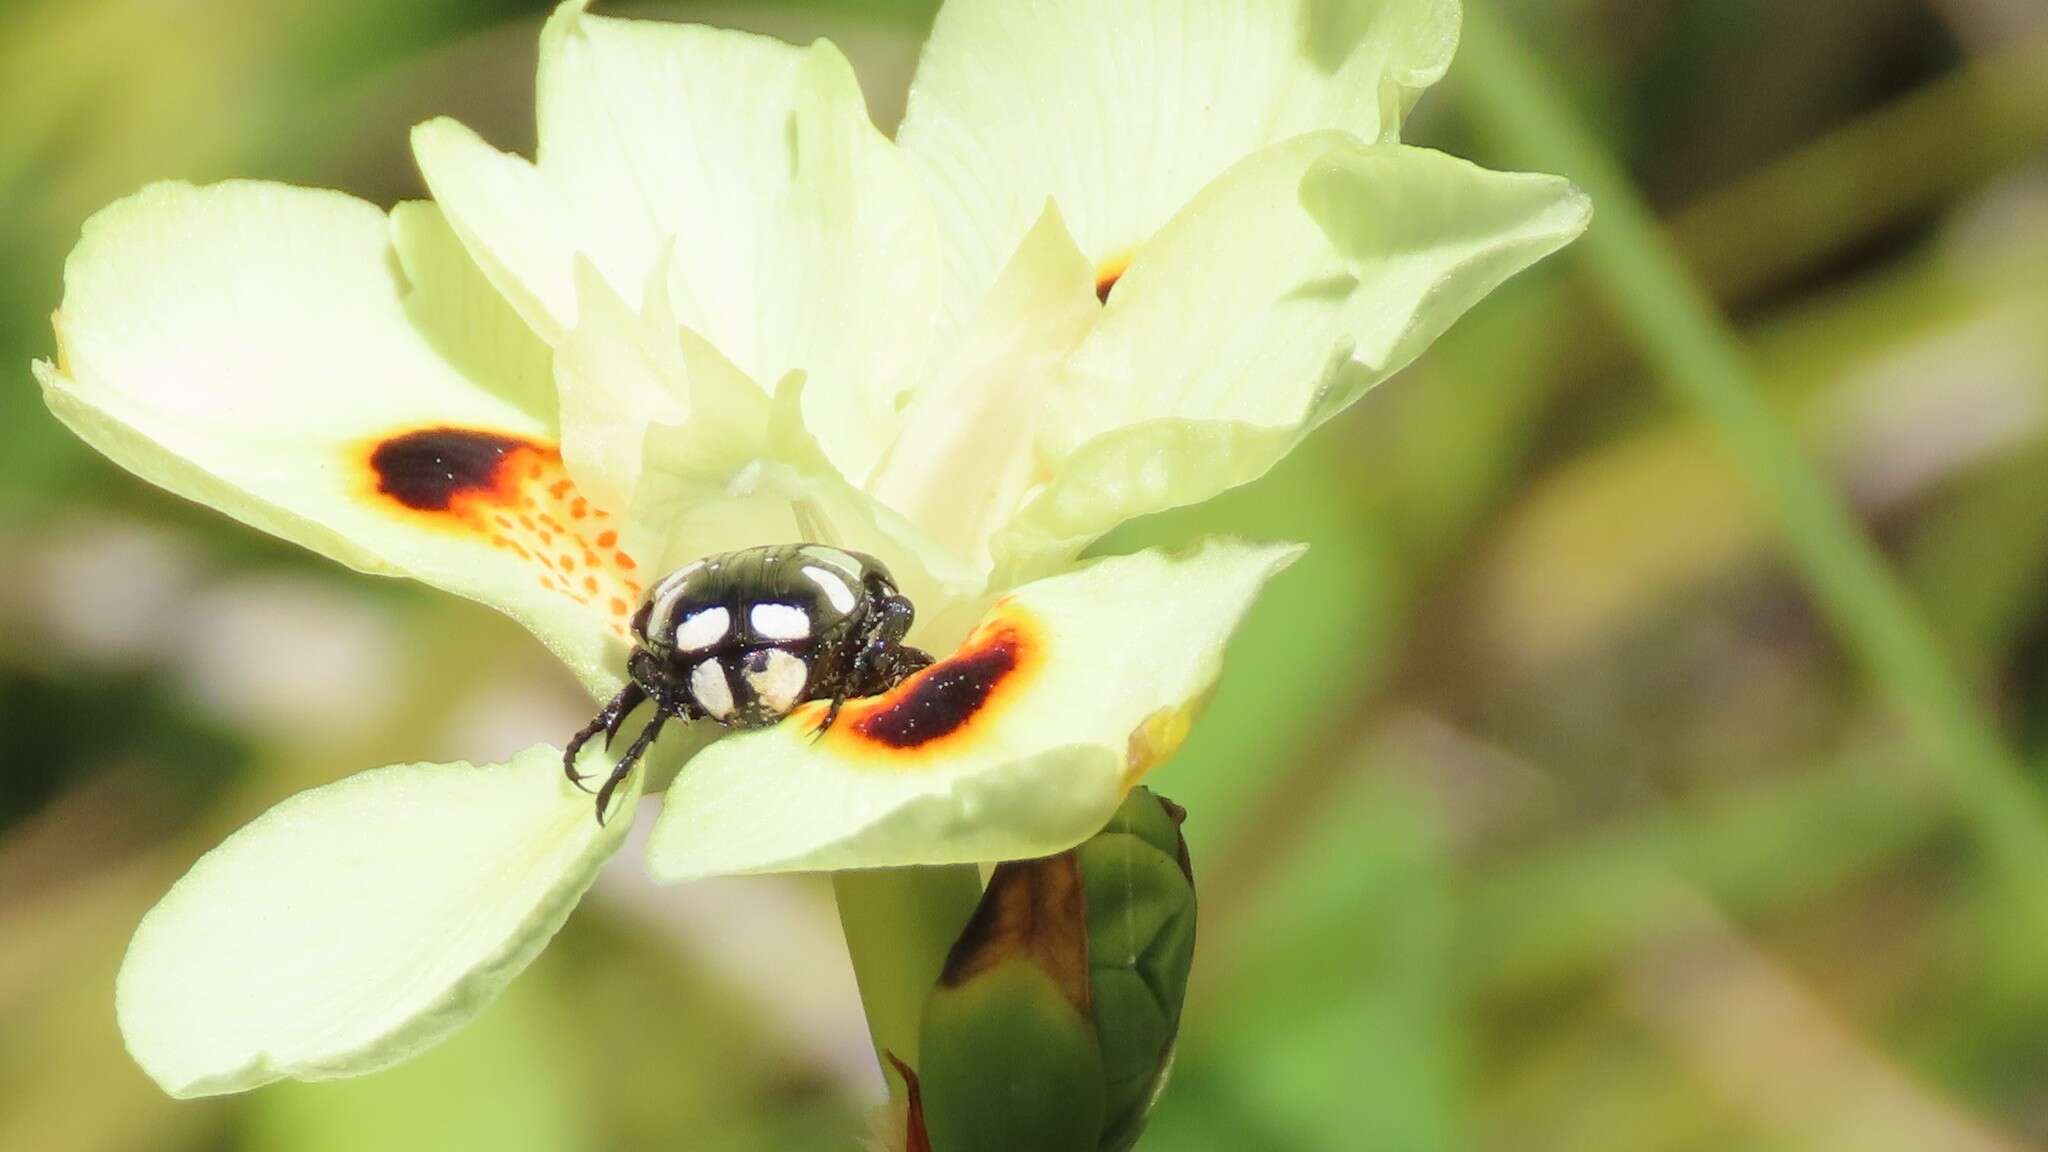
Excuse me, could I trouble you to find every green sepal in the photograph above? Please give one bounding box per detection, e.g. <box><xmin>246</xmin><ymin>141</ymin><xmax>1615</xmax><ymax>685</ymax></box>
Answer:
<box><xmin>914</xmin><ymin>788</ymin><xmax>1196</xmax><ymax>1152</ymax></box>
<box><xmin>918</xmin><ymin>852</ymin><xmax>1107</xmax><ymax>1152</ymax></box>
<box><xmin>1079</xmin><ymin>788</ymin><xmax>1196</xmax><ymax>1152</ymax></box>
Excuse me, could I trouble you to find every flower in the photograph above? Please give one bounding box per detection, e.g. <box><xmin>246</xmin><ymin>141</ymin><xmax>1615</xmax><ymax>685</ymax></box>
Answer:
<box><xmin>37</xmin><ymin>0</ymin><xmax>1587</xmax><ymax>1099</ymax></box>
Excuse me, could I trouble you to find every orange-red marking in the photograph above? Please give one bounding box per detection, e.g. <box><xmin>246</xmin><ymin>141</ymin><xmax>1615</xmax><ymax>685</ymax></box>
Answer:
<box><xmin>359</xmin><ymin>426</ymin><xmax>644</xmax><ymax>634</ymax></box>
<box><xmin>1094</xmin><ymin>252</ymin><xmax>1133</xmax><ymax>303</ymax></box>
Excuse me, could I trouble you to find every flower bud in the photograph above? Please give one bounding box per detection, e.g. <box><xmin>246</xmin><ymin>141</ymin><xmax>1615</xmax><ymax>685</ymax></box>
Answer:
<box><xmin>914</xmin><ymin>788</ymin><xmax>1195</xmax><ymax>1152</ymax></box>
<box><xmin>1079</xmin><ymin>789</ymin><xmax>1195</xmax><ymax>1151</ymax></box>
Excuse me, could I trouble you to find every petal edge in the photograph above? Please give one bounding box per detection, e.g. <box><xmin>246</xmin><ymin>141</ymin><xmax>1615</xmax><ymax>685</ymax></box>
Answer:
<box><xmin>117</xmin><ymin>746</ymin><xmax>636</xmax><ymax>1097</ymax></box>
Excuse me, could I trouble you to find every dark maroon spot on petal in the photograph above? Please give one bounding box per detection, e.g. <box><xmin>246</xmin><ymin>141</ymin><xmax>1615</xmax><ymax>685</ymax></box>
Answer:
<box><xmin>853</xmin><ymin>628</ymin><xmax>1023</xmax><ymax>749</ymax></box>
<box><xmin>369</xmin><ymin>427</ymin><xmax>529</xmax><ymax>512</ymax></box>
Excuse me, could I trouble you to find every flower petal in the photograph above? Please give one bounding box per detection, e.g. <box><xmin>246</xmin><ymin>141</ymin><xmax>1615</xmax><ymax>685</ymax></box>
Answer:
<box><xmin>644</xmin><ymin>540</ymin><xmax>1302</xmax><ymax>880</ymax></box>
<box><xmin>994</xmin><ymin>419</ymin><xmax>1301</xmax><ymax>585</ymax></box>
<box><xmin>116</xmin><ymin>745</ymin><xmax>637</xmax><ymax>1098</ymax></box>
<box><xmin>415</xmin><ymin>0</ymin><xmax>941</xmax><ymax>482</ymax></box>
<box><xmin>553</xmin><ymin>254</ymin><xmax>692</xmax><ymax>516</ymax></box>
<box><xmin>898</xmin><ymin>0</ymin><xmax>1461</xmax><ymax>311</ymax></box>
<box><xmin>867</xmin><ymin>203</ymin><xmax>1100</xmax><ymax>573</ymax></box>
<box><xmin>995</xmin><ymin>139</ymin><xmax>1589</xmax><ymax>579</ymax></box>
<box><xmin>37</xmin><ymin>181</ymin><xmax>644</xmax><ymax>694</ymax></box>
<box><xmin>628</xmin><ymin>368</ymin><xmax>981</xmax><ymax>639</ymax></box>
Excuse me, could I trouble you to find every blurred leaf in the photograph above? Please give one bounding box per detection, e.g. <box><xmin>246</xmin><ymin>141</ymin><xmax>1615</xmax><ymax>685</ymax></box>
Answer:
<box><xmin>1464</xmin><ymin>749</ymin><xmax>1944</xmax><ymax>997</ymax></box>
<box><xmin>1188</xmin><ymin>770</ymin><xmax>1463</xmax><ymax>1152</ymax></box>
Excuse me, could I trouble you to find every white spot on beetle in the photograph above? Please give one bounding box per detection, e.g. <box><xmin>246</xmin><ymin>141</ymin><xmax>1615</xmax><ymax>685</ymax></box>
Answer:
<box><xmin>690</xmin><ymin>659</ymin><xmax>735</xmax><ymax>720</ymax></box>
<box><xmin>744</xmin><ymin>648</ymin><xmax>809</xmax><ymax>715</ymax></box>
<box><xmin>802</xmin><ymin>566</ymin><xmax>856</xmax><ymax>614</ymax></box>
<box><xmin>674</xmin><ymin>606</ymin><xmax>730</xmax><ymax>652</ymax></box>
<box><xmin>750</xmin><ymin>602</ymin><xmax>810</xmax><ymax>641</ymax></box>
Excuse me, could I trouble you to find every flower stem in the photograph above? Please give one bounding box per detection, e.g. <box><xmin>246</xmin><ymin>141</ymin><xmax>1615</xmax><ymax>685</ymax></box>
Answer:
<box><xmin>1453</xmin><ymin>4</ymin><xmax>2048</xmax><ymax>885</ymax></box>
<box><xmin>834</xmin><ymin>865</ymin><xmax>984</xmax><ymax>1091</ymax></box>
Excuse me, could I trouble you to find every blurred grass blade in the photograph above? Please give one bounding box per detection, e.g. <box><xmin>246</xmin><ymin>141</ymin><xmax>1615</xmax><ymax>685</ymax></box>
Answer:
<box><xmin>1456</xmin><ymin>3</ymin><xmax>2048</xmax><ymax>887</ymax></box>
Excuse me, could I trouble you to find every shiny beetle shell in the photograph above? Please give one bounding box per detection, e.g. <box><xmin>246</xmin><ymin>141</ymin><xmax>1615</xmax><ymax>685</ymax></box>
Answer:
<box><xmin>564</xmin><ymin>543</ymin><xmax>936</xmax><ymax>821</ymax></box>
<box><xmin>632</xmin><ymin>544</ymin><xmax>893</xmax><ymax>726</ymax></box>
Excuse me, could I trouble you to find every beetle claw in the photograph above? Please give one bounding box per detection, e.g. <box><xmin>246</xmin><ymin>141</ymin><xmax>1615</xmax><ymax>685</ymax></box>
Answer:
<box><xmin>565</xmin><ymin>680</ymin><xmax>648</xmax><ymax>797</ymax></box>
<box><xmin>592</xmin><ymin>709</ymin><xmax>667</xmax><ymax>824</ymax></box>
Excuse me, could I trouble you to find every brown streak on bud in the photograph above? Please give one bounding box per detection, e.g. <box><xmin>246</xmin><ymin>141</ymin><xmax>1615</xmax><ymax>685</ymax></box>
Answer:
<box><xmin>939</xmin><ymin>851</ymin><xmax>1092</xmax><ymax>1019</ymax></box>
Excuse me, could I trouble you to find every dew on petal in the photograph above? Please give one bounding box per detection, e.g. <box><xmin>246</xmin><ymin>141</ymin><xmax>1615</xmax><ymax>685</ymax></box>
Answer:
<box><xmin>359</xmin><ymin>426</ymin><xmax>646</xmax><ymax>637</ymax></box>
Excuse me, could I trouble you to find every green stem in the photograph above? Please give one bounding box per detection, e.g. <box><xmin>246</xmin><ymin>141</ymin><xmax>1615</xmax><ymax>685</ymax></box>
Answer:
<box><xmin>834</xmin><ymin>865</ymin><xmax>984</xmax><ymax>1090</ymax></box>
<box><xmin>1454</xmin><ymin>5</ymin><xmax>2048</xmax><ymax>881</ymax></box>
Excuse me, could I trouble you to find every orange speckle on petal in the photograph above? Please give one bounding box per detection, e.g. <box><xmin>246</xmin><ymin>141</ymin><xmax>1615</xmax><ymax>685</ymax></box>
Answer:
<box><xmin>615</xmin><ymin>552</ymin><xmax>637</xmax><ymax>571</ymax></box>
<box><xmin>610</xmin><ymin>597</ymin><xmax>630</xmax><ymax>615</ymax></box>
<box><xmin>357</xmin><ymin>425</ymin><xmax>642</xmax><ymax>620</ymax></box>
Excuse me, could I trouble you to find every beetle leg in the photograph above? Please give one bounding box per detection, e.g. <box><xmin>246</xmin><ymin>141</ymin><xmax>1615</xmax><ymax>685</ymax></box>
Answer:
<box><xmin>595</xmin><ymin>707</ymin><xmax>668</xmax><ymax>825</ymax></box>
<box><xmin>813</xmin><ymin>692</ymin><xmax>848</xmax><ymax>741</ymax></box>
<box><xmin>813</xmin><ymin>596</ymin><xmax>932</xmax><ymax>739</ymax></box>
<box><xmin>884</xmin><ymin>645</ymin><xmax>935</xmax><ymax>684</ymax></box>
<box><xmin>564</xmin><ymin>680</ymin><xmax>647</xmax><ymax>791</ymax></box>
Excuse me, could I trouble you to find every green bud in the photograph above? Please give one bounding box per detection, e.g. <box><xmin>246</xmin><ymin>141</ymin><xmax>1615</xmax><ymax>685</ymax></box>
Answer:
<box><xmin>918</xmin><ymin>849</ymin><xmax>1106</xmax><ymax>1152</ymax></box>
<box><xmin>914</xmin><ymin>789</ymin><xmax>1195</xmax><ymax>1152</ymax></box>
<box><xmin>1079</xmin><ymin>790</ymin><xmax>1195</xmax><ymax>1152</ymax></box>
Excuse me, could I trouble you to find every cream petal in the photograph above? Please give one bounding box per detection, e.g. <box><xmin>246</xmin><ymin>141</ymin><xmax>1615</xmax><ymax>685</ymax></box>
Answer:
<box><xmin>38</xmin><ymin>181</ymin><xmax>642</xmax><ymax>696</ymax></box>
<box><xmin>117</xmin><ymin>746</ymin><xmax>638</xmax><ymax>1097</ymax></box>
<box><xmin>416</xmin><ymin>1</ymin><xmax>943</xmax><ymax>483</ymax></box>
<box><xmin>899</xmin><ymin>0</ymin><xmax>1461</xmax><ymax>315</ymax></box>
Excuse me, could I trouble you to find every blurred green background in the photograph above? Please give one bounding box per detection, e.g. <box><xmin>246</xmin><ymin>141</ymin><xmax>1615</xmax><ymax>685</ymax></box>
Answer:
<box><xmin>6</xmin><ymin>1</ymin><xmax>2048</xmax><ymax>1149</ymax></box>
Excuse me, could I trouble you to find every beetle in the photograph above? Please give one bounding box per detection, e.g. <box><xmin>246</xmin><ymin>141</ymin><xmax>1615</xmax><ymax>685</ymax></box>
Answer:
<box><xmin>564</xmin><ymin>543</ymin><xmax>934</xmax><ymax>820</ymax></box>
